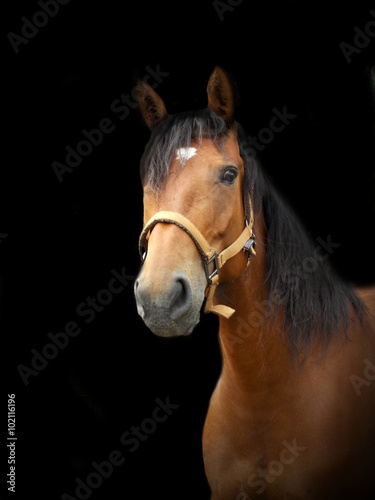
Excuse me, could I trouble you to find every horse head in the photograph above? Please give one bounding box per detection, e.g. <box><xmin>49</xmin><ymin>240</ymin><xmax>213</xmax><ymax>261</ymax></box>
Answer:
<box><xmin>134</xmin><ymin>67</ymin><xmax>254</xmax><ymax>337</ymax></box>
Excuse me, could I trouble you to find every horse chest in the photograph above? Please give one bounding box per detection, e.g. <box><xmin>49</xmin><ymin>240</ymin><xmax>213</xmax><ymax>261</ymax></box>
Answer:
<box><xmin>202</xmin><ymin>382</ymin><xmax>301</xmax><ymax>498</ymax></box>
<box><xmin>202</xmin><ymin>411</ymin><xmax>305</xmax><ymax>499</ymax></box>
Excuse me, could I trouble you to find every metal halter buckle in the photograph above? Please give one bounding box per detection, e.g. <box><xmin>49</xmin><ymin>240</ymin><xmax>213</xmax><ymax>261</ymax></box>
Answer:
<box><xmin>204</xmin><ymin>252</ymin><xmax>219</xmax><ymax>284</ymax></box>
<box><xmin>243</xmin><ymin>233</ymin><xmax>256</xmax><ymax>263</ymax></box>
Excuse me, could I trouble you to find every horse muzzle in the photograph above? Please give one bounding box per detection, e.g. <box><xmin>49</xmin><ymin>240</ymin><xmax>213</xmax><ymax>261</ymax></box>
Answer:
<box><xmin>134</xmin><ymin>267</ymin><xmax>205</xmax><ymax>337</ymax></box>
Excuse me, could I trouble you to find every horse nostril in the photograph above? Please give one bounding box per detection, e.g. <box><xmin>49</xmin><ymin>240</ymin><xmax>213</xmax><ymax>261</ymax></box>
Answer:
<box><xmin>170</xmin><ymin>273</ymin><xmax>193</xmax><ymax>320</ymax></box>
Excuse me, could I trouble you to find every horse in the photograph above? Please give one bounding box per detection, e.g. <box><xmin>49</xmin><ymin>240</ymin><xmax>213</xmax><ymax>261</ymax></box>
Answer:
<box><xmin>133</xmin><ymin>66</ymin><xmax>375</xmax><ymax>499</ymax></box>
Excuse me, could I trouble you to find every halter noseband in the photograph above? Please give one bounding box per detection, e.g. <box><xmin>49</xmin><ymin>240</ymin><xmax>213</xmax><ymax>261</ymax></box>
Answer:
<box><xmin>138</xmin><ymin>199</ymin><xmax>256</xmax><ymax>319</ymax></box>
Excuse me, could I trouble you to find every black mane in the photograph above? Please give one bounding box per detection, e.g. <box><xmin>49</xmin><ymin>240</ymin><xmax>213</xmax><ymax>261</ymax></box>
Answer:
<box><xmin>140</xmin><ymin>108</ymin><xmax>365</xmax><ymax>355</ymax></box>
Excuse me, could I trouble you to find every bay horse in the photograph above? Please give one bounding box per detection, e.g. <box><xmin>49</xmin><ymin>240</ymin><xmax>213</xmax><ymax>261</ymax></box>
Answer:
<box><xmin>134</xmin><ymin>67</ymin><xmax>375</xmax><ymax>499</ymax></box>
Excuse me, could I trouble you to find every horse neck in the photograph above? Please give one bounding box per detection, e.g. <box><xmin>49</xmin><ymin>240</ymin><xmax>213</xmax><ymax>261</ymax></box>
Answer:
<box><xmin>215</xmin><ymin>216</ymin><xmax>294</xmax><ymax>402</ymax></box>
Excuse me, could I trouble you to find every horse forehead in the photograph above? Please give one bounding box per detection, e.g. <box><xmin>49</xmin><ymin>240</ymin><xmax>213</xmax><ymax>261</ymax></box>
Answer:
<box><xmin>175</xmin><ymin>137</ymin><xmax>240</xmax><ymax>167</ymax></box>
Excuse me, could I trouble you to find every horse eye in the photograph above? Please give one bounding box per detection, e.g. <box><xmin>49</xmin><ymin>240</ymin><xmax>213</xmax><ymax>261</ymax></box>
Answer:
<box><xmin>220</xmin><ymin>167</ymin><xmax>239</xmax><ymax>185</ymax></box>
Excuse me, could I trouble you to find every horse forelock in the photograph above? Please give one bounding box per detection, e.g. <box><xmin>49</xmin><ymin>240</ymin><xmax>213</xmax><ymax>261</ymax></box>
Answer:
<box><xmin>139</xmin><ymin>108</ymin><xmax>228</xmax><ymax>191</ymax></box>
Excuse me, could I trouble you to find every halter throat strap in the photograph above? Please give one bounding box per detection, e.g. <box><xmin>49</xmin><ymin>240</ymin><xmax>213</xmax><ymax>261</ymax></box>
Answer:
<box><xmin>138</xmin><ymin>205</ymin><xmax>256</xmax><ymax>319</ymax></box>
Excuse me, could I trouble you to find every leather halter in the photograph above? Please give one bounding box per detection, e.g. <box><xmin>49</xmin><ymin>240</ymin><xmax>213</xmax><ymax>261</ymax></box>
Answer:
<box><xmin>138</xmin><ymin>197</ymin><xmax>256</xmax><ymax>319</ymax></box>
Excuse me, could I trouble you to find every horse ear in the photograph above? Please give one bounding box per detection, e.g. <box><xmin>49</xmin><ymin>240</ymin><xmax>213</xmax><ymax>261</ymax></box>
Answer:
<box><xmin>136</xmin><ymin>80</ymin><xmax>168</xmax><ymax>129</ymax></box>
<box><xmin>207</xmin><ymin>66</ymin><xmax>235</xmax><ymax>125</ymax></box>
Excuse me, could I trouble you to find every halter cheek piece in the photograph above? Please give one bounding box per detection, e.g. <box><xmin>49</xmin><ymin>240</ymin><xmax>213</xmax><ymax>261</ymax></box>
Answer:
<box><xmin>138</xmin><ymin>198</ymin><xmax>256</xmax><ymax>319</ymax></box>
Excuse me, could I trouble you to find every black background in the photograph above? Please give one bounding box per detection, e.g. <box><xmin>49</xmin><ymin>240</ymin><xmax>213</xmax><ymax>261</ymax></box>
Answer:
<box><xmin>2</xmin><ymin>1</ymin><xmax>375</xmax><ymax>499</ymax></box>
